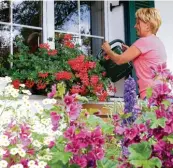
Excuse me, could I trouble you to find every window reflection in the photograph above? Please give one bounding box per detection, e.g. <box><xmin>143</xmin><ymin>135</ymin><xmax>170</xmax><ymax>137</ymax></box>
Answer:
<box><xmin>13</xmin><ymin>1</ymin><xmax>42</xmax><ymax>27</ymax></box>
<box><xmin>0</xmin><ymin>1</ymin><xmax>10</xmax><ymax>22</ymax></box>
<box><xmin>54</xmin><ymin>1</ymin><xmax>79</xmax><ymax>33</ymax></box>
<box><xmin>80</xmin><ymin>1</ymin><xmax>91</xmax><ymax>35</ymax></box>
<box><xmin>55</xmin><ymin>32</ymin><xmax>79</xmax><ymax>47</ymax></box>
<box><xmin>13</xmin><ymin>26</ymin><xmax>42</xmax><ymax>53</ymax></box>
<box><xmin>81</xmin><ymin>36</ymin><xmax>103</xmax><ymax>56</ymax></box>
<box><xmin>0</xmin><ymin>24</ymin><xmax>10</xmax><ymax>71</ymax></box>
<box><xmin>80</xmin><ymin>1</ymin><xmax>104</xmax><ymax>36</ymax></box>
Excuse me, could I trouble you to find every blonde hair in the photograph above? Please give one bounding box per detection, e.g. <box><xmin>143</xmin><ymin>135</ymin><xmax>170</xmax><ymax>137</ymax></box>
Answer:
<box><xmin>135</xmin><ymin>8</ymin><xmax>162</xmax><ymax>34</ymax></box>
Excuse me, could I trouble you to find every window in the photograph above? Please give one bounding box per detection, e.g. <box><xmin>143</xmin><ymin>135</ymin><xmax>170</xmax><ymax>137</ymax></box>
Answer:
<box><xmin>0</xmin><ymin>0</ymin><xmax>105</xmax><ymax>63</ymax></box>
<box><xmin>54</xmin><ymin>1</ymin><xmax>104</xmax><ymax>56</ymax></box>
<box><xmin>0</xmin><ymin>0</ymin><xmax>43</xmax><ymax>57</ymax></box>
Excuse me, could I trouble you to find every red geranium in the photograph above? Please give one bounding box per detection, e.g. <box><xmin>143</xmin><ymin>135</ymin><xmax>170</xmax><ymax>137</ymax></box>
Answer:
<box><xmin>12</xmin><ymin>79</ymin><xmax>21</xmax><ymax>89</ymax></box>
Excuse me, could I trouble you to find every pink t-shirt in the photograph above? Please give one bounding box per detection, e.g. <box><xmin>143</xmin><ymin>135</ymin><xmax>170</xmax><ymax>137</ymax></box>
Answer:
<box><xmin>132</xmin><ymin>34</ymin><xmax>167</xmax><ymax>99</ymax></box>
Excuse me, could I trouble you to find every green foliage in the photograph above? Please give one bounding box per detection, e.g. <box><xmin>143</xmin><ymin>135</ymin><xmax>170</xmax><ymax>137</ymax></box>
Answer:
<box><xmin>97</xmin><ymin>158</ymin><xmax>117</xmax><ymax>168</ymax></box>
<box><xmin>128</xmin><ymin>142</ymin><xmax>162</xmax><ymax>168</ymax></box>
<box><xmin>5</xmin><ymin>35</ymin><xmax>110</xmax><ymax>100</ymax></box>
<box><xmin>163</xmin><ymin>134</ymin><xmax>173</xmax><ymax>144</ymax></box>
<box><xmin>146</xmin><ymin>87</ymin><xmax>153</xmax><ymax>99</ymax></box>
<box><xmin>86</xmin><ymin>115</ymin><xmax>114</xmax><ymax>134</ymax></box>
<box><xmin>48</xmin><ymin>136</ymin><xmax>72</xmax><ymax>167</ymax></box>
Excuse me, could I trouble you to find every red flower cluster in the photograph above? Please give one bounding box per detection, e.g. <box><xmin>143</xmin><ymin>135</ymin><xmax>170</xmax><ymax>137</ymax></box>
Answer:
<box><xmin>47</xmin><ymin>49</ymin><xmax>58</xmax><ymax>56</ymax></box>
<box><xmin>63</xmin><ymin>34</ymin><xmax>75</xmax><ymax>48</ymax></box>
<box><xmin>12</xmin><ymin>79</ymin><xmax>21</xmax><ymax>89</ymax></box>
<box><xmin>39</xmin><ymin>43</ymin><xmax>58</xmax><ymax>56</ymax></box>
<box><xmin>25</xmin><ymin>80</ymin><xmax>35</xmax><ymax>88</ymax></box>
<box><xmin>55</xmin><ymin>71</ymin><xmax>72</xmax><ymax>81</ymax></box>
<box><xmin>64</xmin><ymin>34</ymin><xmax>72</xmax><ymax>41</ymax></box>
<box><xmin>39</xmin><ymin>43</ymin><xmax>50</xmax><ymax>50</ymax></box>
<box><xmin>36</xmin><ymin>80</ymin><xmax>47</xmax><ymax>90</ymax></box>
<box><xmin>64</xmin><ymin>41</ymin><xmax>75</xmax><ymax>49</ymax></box>
<box><xmin>67</xmin><ymin>55</ymin><xmax>108</xmax><ymax>101</ymax></box>
<box><xmin>38</xmin><ymin>72</ymin><xmax>49</xmax><ymax>78</ymax></box>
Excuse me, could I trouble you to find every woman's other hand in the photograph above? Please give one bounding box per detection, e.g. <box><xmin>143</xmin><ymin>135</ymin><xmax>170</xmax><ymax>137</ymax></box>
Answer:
<box><xmin>102</xmin><ymin>41</ymin><xmax>111</xmax><ymax>54</ymax></box>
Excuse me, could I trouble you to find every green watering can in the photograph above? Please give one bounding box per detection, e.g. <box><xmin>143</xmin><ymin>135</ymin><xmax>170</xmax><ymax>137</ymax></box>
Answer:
<box><xmin>98</xmin><ymin>39</ymin><xmax>133</xmax><ymax>82</ymax></box>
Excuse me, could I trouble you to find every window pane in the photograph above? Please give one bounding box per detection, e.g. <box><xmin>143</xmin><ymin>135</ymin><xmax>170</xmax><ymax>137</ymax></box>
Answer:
<box><xmin>81</xmin><ymin>36</ymin><xmax>103</xmax><ymax>56</ymax></box>
<box><xmin>0</xmin><ymin>24</ymin><xmax>10</xmax><ymax>71</ymax></box>
<box><xmin>13</xmin><ymin>26</ymin><xmax>42</xmax><ymax>53</ymax></box>
<box><xmin>54</xmin><ymin>1</ymin><xmax>79</xmax><ymax>33</ymax></box>
<box><xmin>13</xmin><ymin>1</ymin><xmax>42</xmax><ymax>27</ymax></box>
<box><xmin>55</xmin><ymin>32</ymin><xmax>79</xmax><ymax>47</ymax></box>
<box><xmin>80</xmin><ymin>1</ymin><xmax>104</xmax><ymax>36</ymax></box>
<box><xmin>0</xmin><ymin>1</ymin><xmax>10</xmax><ymax>22</ymax></box>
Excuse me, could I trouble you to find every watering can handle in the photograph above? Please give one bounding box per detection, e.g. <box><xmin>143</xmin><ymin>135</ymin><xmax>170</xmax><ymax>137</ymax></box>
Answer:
<box><xmin>97</xmin><ymin>39</ymin><xmax>125</xmax><ymax>59</ymax></box>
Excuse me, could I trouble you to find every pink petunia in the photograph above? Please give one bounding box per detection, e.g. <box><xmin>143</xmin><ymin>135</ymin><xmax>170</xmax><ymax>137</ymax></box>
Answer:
<box><xmin>124</xmin><ymin>127</ymin><xmax>138</xmax><ymax>140</ymax></box>
<box><xmin>66</xmin><ymin>102</ymin><xmax>82</xmax><ymax>121</ymax></box>
<box><xmin>47</xmin><ymin>84</ymin><xmax>56</xmax><ymax>98</ymax></box>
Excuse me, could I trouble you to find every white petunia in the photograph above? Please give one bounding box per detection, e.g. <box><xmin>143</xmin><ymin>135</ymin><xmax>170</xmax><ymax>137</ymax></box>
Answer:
<box><xmin>28</xmin><ymin>160</ymin><xmax>35</xmax><ymax>167</ymax></box>
<box><xmin>33</xmin><ymin>140</ymin><xmax>42</xmax><ymax>148</ymax></box>
<box><xmin>10</xmin><ymin>148</ymin><xmax>18</xmax><ymax>155</ymax></box>
<box><xmin>11</xmin><ymin>92</ymin><xmax>19</xmax><ymax>98</ymax></box>
<box><xmin>51</xmin><ymin>98</ymin><xmax>57</xmax><ymax>104</ymax></box>
<box><xmin>1</xmin><ymin>140</ymin><xmax>10</xmax><ymax>147</ymax></box>
<box><xmin>14</xmin><ymin>164</ymin><xmax>24</xmax><ymax>168</ymax></box>
<box><xmin>19</xmin><ymin>84</ymin><xmax>25</xmax><ymax>87</ymax></box>
<box><xmin>22</xmin><ymin>95</ymin><xmax>29</xmax><ymax>100</ymax></box>
<box><xmin>42</xmin><ymin>99</ymin><xmax>49</xmax><ymax>105</ymax></box>
<box><xmin>0</xmin><ymin>148</ymin><xmax>5</xmax><ymax>156</ymax></box>
<box><xmin>0</xmin><ymin>135</ymin><xmax>8</xmax><ymax>140</ymax></box>
<box><xmin>18</xmin><ymin>148</ymin><xmax>26</xmax><ymax>157</ymax></box>
<box><xmin>4</xmin><ymin>76</ymin><xmax>12</xmax><ymax>83</ymax></box>
<box><xmin>33</xmin><ymin>101</ymin><xmax>40</xmax><ymax>107</ymax></box>
<box><xmin>43</xmin><ymin>154</ymin><xmax>52</xmax><ymax>161</ymax></box>
<box><xmin>0</xmin><ymin>160</ymin><xmax>8</xmax><ymax>167</ymax></box>
<box><xmin>38</xmin><ymin>161</ymin><xmax>47</xmax><ymax>167</ymax></box>
<box><xmin>22</xmin><ymin>90</ymin><xmax>31</xmax><ymax>95</ymax></box>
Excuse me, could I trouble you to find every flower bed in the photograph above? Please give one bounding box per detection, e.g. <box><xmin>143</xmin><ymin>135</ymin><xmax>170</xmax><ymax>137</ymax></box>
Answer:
<box><xmin>1</xmin><ymin>63</ymin><xmax>173</xmax><ymax>168</ymax></box>
<box><xmin>4</xmin><ymin>34</ymin><xmax>112</xmax><ymax>101</ymax></box>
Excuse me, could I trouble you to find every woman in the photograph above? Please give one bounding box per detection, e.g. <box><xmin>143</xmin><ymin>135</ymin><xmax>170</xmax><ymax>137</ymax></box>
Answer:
<box><xmin>102</xmin><ymin>8</ymin><xmax>167</xmax><ymax>100</ymax></box>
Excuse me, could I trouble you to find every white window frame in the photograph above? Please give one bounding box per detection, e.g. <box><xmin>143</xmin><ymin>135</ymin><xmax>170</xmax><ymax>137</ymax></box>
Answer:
<box><xmin>0</xmin><ymin>0</ymin><xmax>43</xmax><ymax>55</ymax></box>
<box><xmin>45</xmin><ymin>0</ymin><xmax>105</xmax><ymax>50</ymax></box>
<box><xmin>0</xmin><ymin>0</ymin><xmax>105</xmax><ymax>53</ymax></box>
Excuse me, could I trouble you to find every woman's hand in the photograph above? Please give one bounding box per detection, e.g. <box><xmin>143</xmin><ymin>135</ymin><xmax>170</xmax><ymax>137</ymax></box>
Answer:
<box><xmin>122</xmin><ymin>43</ymin><xmax>129</xmax><ymax>51</ymax></box>
<box><xmin>102</xmin><ymin>41</ymin><xmax>112</xmax><ymax>54</ymax></box>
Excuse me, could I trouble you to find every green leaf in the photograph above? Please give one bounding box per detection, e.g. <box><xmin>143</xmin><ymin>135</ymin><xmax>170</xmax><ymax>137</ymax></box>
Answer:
<box><xmin>128</xmin><ymin>142</ymin><xmax>162</xmax><ymax>168</ymax></box>
<box><xmin>121</xmin><ymin>112</ymin><xmax>132</xmax><ymax>119</ymax></box>
<box><xmin>128</xmin><ymin>141</ymin><xmax>152</xmax><ymax>160</ymax></box>
<box><xmin>50</xmin><ymin>150</ymin><xmax>72</xmax><ymax>165</ymax></box>
<box><xmin>130</xmin><ymin>157</ymin><xmax>161</xmax><ymax>168</ymax></box>
<box><xmin>86</xmin><ymin>115</ymin><xmax>114</xmax><ymax>134</ymax></box>
<box><xmin>162</xmin><ymin>99</ymin><xmax>171</xmax><ymax>108</ymax></box>
<box><xmin>150</xmin><ymin>118</ymin><xmax>166</xmax><ymax>129</ymax></box>
<box><xmin>146</xmin><ymin>87</ymin><xmax>153</xmax><ymax>98</ymax></box>
<box><xmin>97</xmin><ymin>158</ymin><xmax>117</xmax><ymax>168</ymax></box>
<box><xmin>163</xmin><ymin>134</ymin><xmax>173</xmax><ymax>144</ymax></box>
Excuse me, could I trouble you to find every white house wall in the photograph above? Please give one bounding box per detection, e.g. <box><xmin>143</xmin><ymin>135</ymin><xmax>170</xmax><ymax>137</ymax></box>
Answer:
<box><xmin>155</xmin><ymin>1</ymin><xmax>173</xmax><ymax>72</ymax></box>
